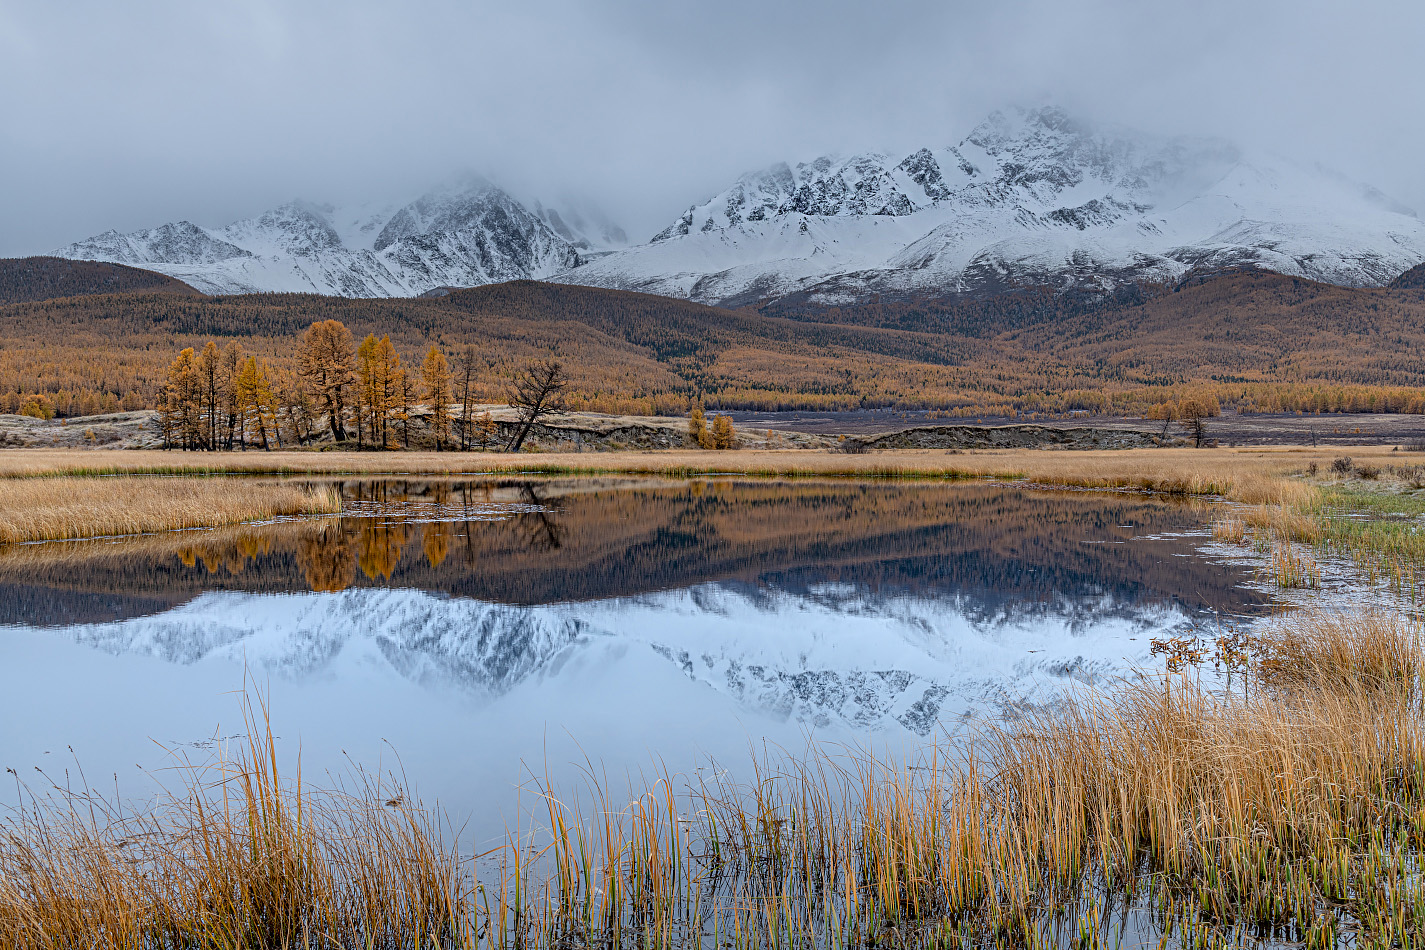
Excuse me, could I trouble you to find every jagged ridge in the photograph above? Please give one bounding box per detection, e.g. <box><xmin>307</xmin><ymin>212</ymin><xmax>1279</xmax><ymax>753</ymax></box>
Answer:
<box><xmin>45</xmin><ymin>584</ymin><xmax>1185</xmax><ymax>735</ymax></box>
<box><xmin>560</xmin><ymin>106</ymin><xmax>1425</xmax><ymax>305</ymax></box>
<box><xmin>53</xmin><ymin>178</ymin><xmax>591</xmax><ymax>297</ymax></box>
<box><xmin>48</xmin><ymin>106</ymin><xmax>1425</xmax><ymax>305</ymax></box>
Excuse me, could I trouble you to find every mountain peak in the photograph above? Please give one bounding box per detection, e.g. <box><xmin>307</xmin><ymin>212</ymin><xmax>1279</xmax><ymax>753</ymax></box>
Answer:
<box><xmin>964</xmin><ymin>104</ymin><xmax>1080</xmax><ymax>149</ymax></box>
<box><xmin>561</xmin><ymin>106</ymin><xmax>1425</xmax><ymax>305</ymax></box>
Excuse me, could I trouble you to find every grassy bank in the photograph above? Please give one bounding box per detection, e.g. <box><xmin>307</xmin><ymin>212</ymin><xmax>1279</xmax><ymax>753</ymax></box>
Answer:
<box><xmin>3</xmin><ymin>611</ymin><xmax>1421</xmax><ymax>948</ymax></box>
<box><xmin>0</xmin><ymin>696</ymin><xmax>466</xmax><ymax>950</ymax></box>
<box><xmin>0</xmin><ymin>477</ymin><xmax>339</xmax><ymax>543</ymax></box>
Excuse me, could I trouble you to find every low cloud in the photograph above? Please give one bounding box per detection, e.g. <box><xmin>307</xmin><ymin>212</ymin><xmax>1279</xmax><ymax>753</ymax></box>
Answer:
<box><xmin>1</xmin><ymin>0</ymin><xmax>1420</xmax><ymax>255</ymax></box>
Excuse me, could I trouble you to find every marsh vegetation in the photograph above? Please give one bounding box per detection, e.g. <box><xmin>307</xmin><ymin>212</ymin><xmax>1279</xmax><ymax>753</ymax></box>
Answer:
<box><xmin>2</xmin><ymin>611</ymin><xmax>1421</xmax><ymax>948</ymax></box>
<box><xmin>0</xmin><ymin>477</ymin><xmax>339</xmax><ymax>543</ymax></box>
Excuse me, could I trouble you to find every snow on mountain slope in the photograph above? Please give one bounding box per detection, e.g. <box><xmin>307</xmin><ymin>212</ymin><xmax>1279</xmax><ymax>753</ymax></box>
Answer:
<box><xmin>53</xmin><ymin>178</ymin><xmax>586</xmax><ymax>297</ymax></box>
<box><xmin>49</xmin><ymin>106</ymin><xmax>1424</xmax><ymax>303</ymax></box>
<box><xmin>532</xmin><ymin>194</ymin><xmax>630</xmax><ymax>251</ymax></box>
<box><xmin>558</xmin><ymin>106</ymin><xmax>1425</xmax><ymax>305</ymax></box>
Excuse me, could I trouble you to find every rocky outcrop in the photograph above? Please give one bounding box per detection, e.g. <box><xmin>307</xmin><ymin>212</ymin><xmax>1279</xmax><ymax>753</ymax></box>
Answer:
<box><xmin>494</xmin><ymin>419</ymin><xmax>691</xmax><ymax>451</ymax></box>
<box><xmin>862</xmin><ymin>424</ymin><xmax>1160</xmax><ymax>451</ymax></box>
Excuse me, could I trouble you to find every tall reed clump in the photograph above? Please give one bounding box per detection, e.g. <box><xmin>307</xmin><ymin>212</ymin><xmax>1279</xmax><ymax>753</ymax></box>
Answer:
<box><xmin>1268</xmin><ymin>541</ymin><xmax>1322</xmax><ymax>589</ymax></box>
<box><xmin>0</xmin><ymin>477</ymin><xmax>340</xmax><ymax>543</ymax></box>
<box><xmin>473</xmin><ymin>609</ymin><xmax>1425</xmax><ymax>949</ymax></box>
<box><xmin>0</xmin><ymin>693</ymin><xmax>470</xmax><ymax>950</ymax></box>
<box><xmin>4</xmin><ymin>611</ymin><xmax>1422</xmax><ymax>948</ymax></box>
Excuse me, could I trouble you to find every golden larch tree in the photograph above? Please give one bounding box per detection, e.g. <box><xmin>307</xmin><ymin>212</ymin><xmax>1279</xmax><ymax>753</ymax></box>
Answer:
<box><xmin>159</xmin><ymin>347</ymin><xmax>203</xmax><ymax>449</ymax></box>
<box><xmin>366</xmin><ymin>335</ymin><xmax>401</xmax><ymax>448</ymax></box>
<box><xmin>687</xmin><ymin>405</ymin><xmax>709</xmax><ymax>448</ymax></box>
<box><xmin>296</xmin><ymin>319</ymin><xmax>355</xmax><ymax>442</ymax></box>
<box><xmin>711</xmin><ymin>414</ymin><xmax>735</xmax><ymax>449</ymax></box>
<box><xmin>420</xmin><ymin>345</ymin><xmax>453</xmax><ymax>450</ymax></box>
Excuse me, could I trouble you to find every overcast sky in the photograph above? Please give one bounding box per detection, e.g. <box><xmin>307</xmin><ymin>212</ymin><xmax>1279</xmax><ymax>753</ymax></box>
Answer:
<box><xmin>1</xmin><ymin>0</ymin><xmax>1420</xmax><ymax>255</ymax></box>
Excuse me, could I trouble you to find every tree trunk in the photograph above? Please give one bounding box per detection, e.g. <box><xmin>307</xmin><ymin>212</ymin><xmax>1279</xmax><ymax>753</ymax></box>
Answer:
<box><xmin>508</xmin><ymin>420</ymin><xmax>535</xmax><ymax>453</ymax></box>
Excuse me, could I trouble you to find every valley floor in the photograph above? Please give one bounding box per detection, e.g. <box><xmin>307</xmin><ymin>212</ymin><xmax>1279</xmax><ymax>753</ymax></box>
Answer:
<box><xmin>734</xmin><ymin>408</ymin><xmax>1425</xmax><ymax>446</ymax></box>
<box><xmin>6</xmin><ymin>407</ymin><xmax>1425</xmax><ymax>455</ymax></box>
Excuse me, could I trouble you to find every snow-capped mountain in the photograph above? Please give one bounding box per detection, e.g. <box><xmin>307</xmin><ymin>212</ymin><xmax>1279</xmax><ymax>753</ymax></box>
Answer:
<box><xmin>52</xmin><ymin>176</ymin><xmax>591</xmax><ymax>296</ymax></box>
<box><xmin>559</xmin><ymin>106</ymin><xmax>1425</xmax><ymax>305</ymax></box>
<box><xmin>48</xmin><ymin>107</ymin><xmax>1425</xmax><ymax>303</ymax></box>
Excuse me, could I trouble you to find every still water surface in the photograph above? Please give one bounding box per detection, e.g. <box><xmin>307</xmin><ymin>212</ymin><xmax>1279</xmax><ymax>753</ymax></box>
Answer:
<box><xmin>0</xmin><ymin>477</ymin><xmax>1267</xmax><ymax>837</ymax></box>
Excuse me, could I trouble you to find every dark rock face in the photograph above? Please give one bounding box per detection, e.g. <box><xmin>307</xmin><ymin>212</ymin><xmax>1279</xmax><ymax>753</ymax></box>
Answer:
<box><xmin>864</xmin><ymin>424</ymin><xmax>1160</xmax><ymax>451</ymax></box>
<box><xmin>496</xmin><ymin>420</ymin><xmax>689</xmax><ymax>451</ymax></box>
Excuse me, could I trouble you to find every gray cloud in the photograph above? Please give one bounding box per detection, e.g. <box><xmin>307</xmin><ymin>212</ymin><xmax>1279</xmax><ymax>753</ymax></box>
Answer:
<box><xmin>1</xmin><ymin>0</ymin><xmax>1421</xmax><ymax>255</ymax></box>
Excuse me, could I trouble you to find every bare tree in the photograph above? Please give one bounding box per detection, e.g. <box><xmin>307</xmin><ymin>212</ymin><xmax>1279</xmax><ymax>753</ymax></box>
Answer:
<box><xmin>505</xmin><ymin>359</ymin><xmax>569</xmax><ymax>452</ymax></box>
<box><xmin>1147</xmin><ymin>401</ymin><xmax>1177</xmax><ymax>441</ymax></box>
<box><xmin>1178</xmin><ymin>396</ymin><xmax>1218</xmax><ymax>448</ymax></box>
<box><xmin>455</xmin><ymin>346</ymin><xmax>479</xmax><ymax>450</ymax></box>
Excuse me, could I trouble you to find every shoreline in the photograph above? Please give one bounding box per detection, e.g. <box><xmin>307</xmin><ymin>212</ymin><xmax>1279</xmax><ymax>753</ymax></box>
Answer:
<box><xmin>0</xmin><ymin>445</ymin><xmax>1414</xmax><ymax>543</ymax></box>
<box><xmin>0</xmin><ymin>443</ymin><xmax>1411</xmax><ymax>478</ymax></box>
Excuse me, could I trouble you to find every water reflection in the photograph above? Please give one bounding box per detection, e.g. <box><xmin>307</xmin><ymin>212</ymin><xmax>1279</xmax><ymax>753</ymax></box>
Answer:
<box><xmin>0</xmin><ymin>478</ymin><xmax>1271</xmax><ymax>734</ymax></box>
<box><xmin>0</xmin><ymin>478</ymin><xmax>1267</xmax><ymax>624</ymax></box>
<box><xmin>0</xmin><ymin>478</ymin><xmax>1272</xmax><ymax>826</ymax></box>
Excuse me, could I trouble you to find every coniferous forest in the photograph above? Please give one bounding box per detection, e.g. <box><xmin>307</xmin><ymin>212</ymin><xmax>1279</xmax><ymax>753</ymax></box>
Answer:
<box><xmin>4</xmin><ymin>261</ymin><xmax>1425</xmax><ymax>429</ymax></box>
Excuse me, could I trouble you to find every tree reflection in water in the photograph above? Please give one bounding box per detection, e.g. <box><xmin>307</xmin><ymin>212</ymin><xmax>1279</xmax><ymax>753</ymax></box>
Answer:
<box><xmin>297</xmin><ymin>525</ymin><xmax>355</xmax><ymax>593</ymax></box>
<box><xmin>0</xmin><ymin>478</ymin><xmax>1272</xmax><ymax>625</ymax></box>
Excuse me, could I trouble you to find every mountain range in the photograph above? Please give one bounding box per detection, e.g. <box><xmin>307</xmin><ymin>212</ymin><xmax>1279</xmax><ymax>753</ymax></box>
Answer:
<box><xmin>48</xmin><ymin>106</ymin><xmax>1425</xmax><ymax>305</ymax></box>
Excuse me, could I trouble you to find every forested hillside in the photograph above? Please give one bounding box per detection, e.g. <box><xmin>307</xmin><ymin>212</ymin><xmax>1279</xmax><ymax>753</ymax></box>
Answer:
<box><xmin>0</xmin><ymin>257</ymin><xmax>200</xmax><ymax>305</ymax></box>
<box><xmin>2</xmin><ymin>268</ymin><xmax>1425</xmax><ymax>419</ymax></box>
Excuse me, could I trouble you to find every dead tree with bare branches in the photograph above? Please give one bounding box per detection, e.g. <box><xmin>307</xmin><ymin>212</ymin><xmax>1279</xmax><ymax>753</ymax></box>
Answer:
<box><xmin>505</xmin><ymin>359</ymin><xmax>569</xmax><ymax>452</ymax></box>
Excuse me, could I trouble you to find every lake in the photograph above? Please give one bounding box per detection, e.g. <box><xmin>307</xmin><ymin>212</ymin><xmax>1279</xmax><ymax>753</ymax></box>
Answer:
<box><xmin>0</xmin><ymin>477</ymin><xmax>1268</xmax><ymax>842</ymax></box>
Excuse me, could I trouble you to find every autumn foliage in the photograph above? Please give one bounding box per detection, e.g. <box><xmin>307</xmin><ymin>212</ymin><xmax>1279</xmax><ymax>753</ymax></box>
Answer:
<box><xmin>4</xmin><ymin>269</ymin><xmax>1425</xmax><ymax>424</ymax></box>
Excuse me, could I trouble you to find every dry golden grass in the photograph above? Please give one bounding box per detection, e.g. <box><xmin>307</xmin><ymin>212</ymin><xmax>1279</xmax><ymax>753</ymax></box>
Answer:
<box><xmin>507</xmin><ymin>609</ymin><xmax>1425</xmax><ymax>948</ymax></box>
<box><xmin>1210</xmin><ymin>515</ymin><xmax>1246</xmax><ymax>543</ymax></box>
<box><xmin>1241</xmin><ymin>503</ymin><xmax>1323</xmax><ymax>543</ymax></box>
<box><xmin>0</xmin><ymin>477</ymin><xmax>339</xmax><ymax>543</ymax></box>
<box><xmin>1251</xmin><ymin>609</ymin><xmax>1425</xmax><ymax>694</ymax></box>
<box><xmin>0</xmin><ymin>445</ymin><xmax>1412</xmax><ymax>493</ymax></box>
<box><xmin>0</xmin><ymin>444</ymin><xmax>1400</xmax><ymax>545</ymax></box>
